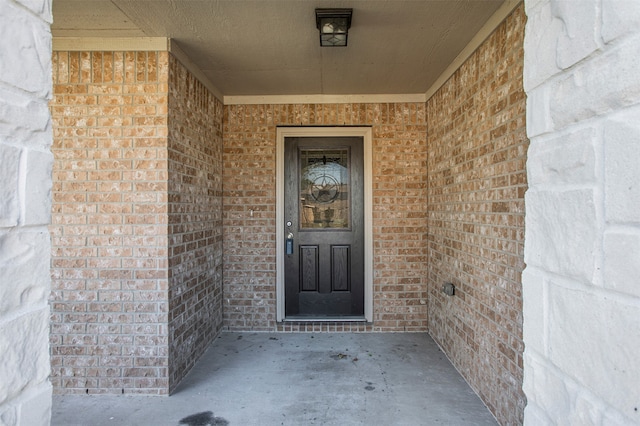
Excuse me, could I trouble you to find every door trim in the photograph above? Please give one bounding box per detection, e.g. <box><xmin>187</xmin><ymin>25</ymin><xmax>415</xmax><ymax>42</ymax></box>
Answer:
<box><xmin>276</xmin><ymin>127</ymin><xmax>373</xmax><ymax>322</ymax></box>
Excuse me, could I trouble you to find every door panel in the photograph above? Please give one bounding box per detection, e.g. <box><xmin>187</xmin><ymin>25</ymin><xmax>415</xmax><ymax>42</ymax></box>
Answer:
<box><xmin>300</xmin><ymin>245</ymin><xmax>319</xmax><ymax>291</ymax></box>
<box><xmin>331</xmin><ymin>245</ymin><xmax>350</xmax><ymax>291</ymax></box>
<box><xmin>284</xmin><ymin>136</ymin><xmax>364</xmax><ymax>318</ymax></box>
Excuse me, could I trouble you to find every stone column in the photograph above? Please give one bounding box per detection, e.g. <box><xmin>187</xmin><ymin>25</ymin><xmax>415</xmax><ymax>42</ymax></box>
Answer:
<box><xmin>523</xmin><ymin>0</ymin><xmax>640</xmax><ymax>424</ymax></box>
<box><xmin>0</xmin><ymin>0</ymin><xmax>53</xmax><ymax>425</ymax></box>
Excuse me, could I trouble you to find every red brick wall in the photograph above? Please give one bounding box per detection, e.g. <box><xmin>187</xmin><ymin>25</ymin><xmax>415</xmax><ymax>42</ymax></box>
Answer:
<box><xmin>50</xmin><ymin>50</ymin><xmax>224</xmax><ymax>394</ymax></box>
<box><xmin>426</xmin><ymin>5</ymin><xmax>527</xmax><ymax>425</ymax></box>
<box><xmin>223</xmin><ymin>103</ymin><xmax>428</xmax><ymax>332</ymax></box>
<box><xmin>167</xmin><ymin>55</ymin><xmax>224</xmax><ymax>391</ymax></box>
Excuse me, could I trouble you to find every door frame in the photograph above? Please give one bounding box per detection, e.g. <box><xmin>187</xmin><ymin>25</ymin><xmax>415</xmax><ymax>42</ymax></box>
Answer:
<box><xmin>276</xmin><ymin>127</ymin><xmax>373</xmax><ymax>322</ymax></box>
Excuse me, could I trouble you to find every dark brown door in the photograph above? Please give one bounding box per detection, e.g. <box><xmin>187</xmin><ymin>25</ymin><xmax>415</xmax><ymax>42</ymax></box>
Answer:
<box><xmin>284</xmin><ymin>136</ymin><xmax>364</xmax><ymax>318</ymax></box>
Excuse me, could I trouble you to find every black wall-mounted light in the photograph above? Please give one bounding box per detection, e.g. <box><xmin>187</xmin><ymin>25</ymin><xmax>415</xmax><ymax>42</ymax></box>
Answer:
<box><xmin>315</xmin><ymin>8</ymin><xmax>352</xmax><ymax>47</ymax></box>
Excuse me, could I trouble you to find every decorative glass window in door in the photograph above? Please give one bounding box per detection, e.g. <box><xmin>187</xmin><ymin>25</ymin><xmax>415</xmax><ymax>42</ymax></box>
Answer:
<box><xmin>299</xmin><ymin>148</ymin><xmax>350</xmax><ymax>229</ymax></box>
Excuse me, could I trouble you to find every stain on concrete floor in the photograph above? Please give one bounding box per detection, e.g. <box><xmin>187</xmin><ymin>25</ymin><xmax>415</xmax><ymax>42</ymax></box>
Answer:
<box><xmin>179</xmin><ymin>411</ymin><xmax>228</xmax><ymax>426</ymax></box>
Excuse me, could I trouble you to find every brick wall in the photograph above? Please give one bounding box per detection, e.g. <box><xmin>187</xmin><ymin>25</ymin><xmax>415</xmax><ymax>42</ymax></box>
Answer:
<box><xmin>223</xmin><ymin>104</ymin><xmax>428</xmax><ymax>332</ymax></box>
<box><xmin>50</xmin><ymin>50</ymin><xmax>224</xmax><ymax>395</ymax></box>
<box><xmin>523</xmin><ymin>1</ymin><xmax>640</xmax><ymax>424</ymax></box>
<box><xmin>50</xmin><ymin>51</ymin><xmax>171</xmax><ymax>394</ymax></box>
<box><xmin>167</xmin><ymin>55</ymin><xmax>224</xmax><ymax>391</ymax></box>
<box><xmin>426</xmin><ymin>5</ymin><xmax>527</xmax><ymax>425</ymax></box>
<box><xmin>0</xmin><ymin>0</ymin><xmax>53</xmax><ymax>423</ymax></box>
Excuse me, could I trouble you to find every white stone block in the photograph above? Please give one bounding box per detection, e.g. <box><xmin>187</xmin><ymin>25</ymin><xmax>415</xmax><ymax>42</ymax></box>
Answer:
<box><xmin>522</xmin><ymin>352</ymin><xmax>572</xmax><ymax>420</ymax></box>
<box><xmin>23</xmin><ymin>150</ymin><xmax>52</xmax><ymax>226</ymax></box>
<box><xmin>522</xmin><ymin>268</ymin><xmax>546</xmax><ymax>354</ymax></box>
<box><xmin>523</xmin><ymin>0</ymin><xmax>563</xmax><ymax>92</ymax></box>
<box><xmin>548</xmin><ymin>283</ymin><xmax>640</xmax><ymax>416</ymax></box>
<box><xmin>604</xmin><ymin>110</ymin><xmax>640</xmax><ymax>224</ymax></box>
<box><xmin>524</xmin><ymin>0</ymin><xmax>547</xmax><ymax>12</ymax></box>
<box><xmin>549</xmin><ymin>42</ymin><xmax>640</xmax><ymax>131</ymax></box>
<box><xmin>0</xmin><ymin>0</ymin><xmax>51</xmax><ymax>96</ymax></box>
<box><xmin>522</xmin><ymin>403</ymin><xmax>553</xmax><ymax>426</ymax></box>
<box><xmin>17</xmin><ymin>0</ymin><xmax>52</xmax><ymax>23</ymax></box>
<box><xmin>0</xmin><ymin>382</ymin><xmax>51</xmax><ymax>426</ymax></box>
<box><xmin>0</xmin><ymin>88</ymin><xmax>51</xmax><ymax>146</ymax></box>
<box><xmin>571</xmin><ymin>394</ymin><xmax>603</xmax><ymax>425</ymax></box>
<box><xmin>0</xmin><ymin>405</ymin><xmax>17</xmax><ymax>426</ymax></box>
<box><xmin>550</xmin><ymin>0</ymin><xmax>600</xmax><ymax>70</ymax></box>
<box><xmin>526</xmin><ymin>86</ymin><xmax>552</xmax><ymax>138</ymax></box>
<box><xmin>0</xmin><ymin>230</ymin><xmax>50</xmax><ymax>316</ymax></box>
<box><xmin>604</xmin><ymin>230</ymin><xmax>640</xmax><ymax>298</ymax></box>
<box><xmin>602</xmin><ymin>0</ymin><xmax>640</xmax><ymax>44</ymax></box>
<box><xmin>525</xmin><ymin>345</ymin><xmax>637</xmax><ymax>425</ymax></box>
<box><xmin>525</xmin><ymin>189</ymin><xmax>598</xmax><ymax>281</ymax></box>
<box><xmin>0</xmin><ymin>145</ymin><xmax>21</xmax><ymax>227</ymax></box>
<box><xmin>0</xmin><ymin>308</ymin><xmax>50</xmax><ymax>404</ymax></box>
<box><xmin>602</xmin><ymin>405</ymin><xmax>640</xmax><ymax>426</ymax></box>
<box><xmin>16</xmin><ymin>383</ymin><xmax>52</xmax><ymax>426</ymax></box>
<box><xmin>527</xmin><ymin>126</ymin><xmax>598</xmax><ymax>186</ymax></box>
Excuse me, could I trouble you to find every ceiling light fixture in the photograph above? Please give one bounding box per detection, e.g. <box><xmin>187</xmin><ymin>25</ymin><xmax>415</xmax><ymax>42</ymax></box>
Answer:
<box><xmin>315</xmin><ymin>8</ymin><xmax>352</xmax><ymax>47</ymax></box>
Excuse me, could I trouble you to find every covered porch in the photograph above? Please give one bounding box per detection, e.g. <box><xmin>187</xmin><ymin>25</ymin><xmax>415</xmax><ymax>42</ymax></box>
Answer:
<box><xmin>48</xmin><ymin>2</ymin><xmax>527</xmax><ymax>425</ymax></box>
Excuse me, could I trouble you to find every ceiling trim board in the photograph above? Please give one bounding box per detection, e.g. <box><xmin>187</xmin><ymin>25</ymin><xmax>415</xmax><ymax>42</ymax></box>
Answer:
<box><xmin>224</xmin><ymin>93</ymin><xmax>427</xmax><ymax>106</ymax></box>
<box><xmin>424</xmin><ymin>0</ymin><xmax>522</xmax><ymax>101</ymax></box>
<box><xmin>53</xmin><ymin>37</ymin><xmax>169</xmax><ymax>51</ymax></box>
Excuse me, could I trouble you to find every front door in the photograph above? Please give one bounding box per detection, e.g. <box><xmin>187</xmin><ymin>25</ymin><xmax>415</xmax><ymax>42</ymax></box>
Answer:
<box><xmin>284</xmin><ymin>136</ymin><xmax>364</xmax><ymax>318</ymax></box>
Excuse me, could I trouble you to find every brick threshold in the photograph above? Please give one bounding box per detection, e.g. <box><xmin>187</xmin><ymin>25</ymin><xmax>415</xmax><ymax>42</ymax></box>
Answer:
<box><xmin>282</xmin><ymin>316</ymin><xmax>368</xmax><ymax>322</ymax></box>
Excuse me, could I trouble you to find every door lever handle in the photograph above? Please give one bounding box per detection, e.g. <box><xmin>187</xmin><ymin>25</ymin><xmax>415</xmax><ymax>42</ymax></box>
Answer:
<box><xmin>286</xmin><ymin>232</ymin><xmax>294</xmax><ymax>255</ymax></box>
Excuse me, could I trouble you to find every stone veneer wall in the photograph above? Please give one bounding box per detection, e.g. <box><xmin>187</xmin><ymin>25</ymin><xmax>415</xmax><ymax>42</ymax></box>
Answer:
<box><xmin>223</xmin><ymin>104</ymin><xmax>428</xmax><ymax>332</ymax></box>
<box><xmin>426</xmin><ymin>5</ymin><xmax>527</xmax><ymax>425</ymax></box>
<box><xmin>167</xmin><ymin>55</ymin><xmax>224</xmax><ymax>391</ymax></box>
<box><xmin>523</xmin><ymin>0</ymin><xmax>640</xmax><ymax>424</ymax></box>
<box><xmin>50</xmin><ymin>50</ymin><xmax>223</xmax><ymax>394</ymax></box>
<box><xmin>0</xmin><ymin>0</ymin><xmax>53</xmax><ymax>424</ymax></box>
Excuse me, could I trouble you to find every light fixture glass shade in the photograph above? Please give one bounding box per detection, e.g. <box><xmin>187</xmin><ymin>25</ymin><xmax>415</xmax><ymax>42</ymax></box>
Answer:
<box><xmin>316</xmin><ymin>9</ymin><xmax>352</xmax><ymax>47</ymax></box>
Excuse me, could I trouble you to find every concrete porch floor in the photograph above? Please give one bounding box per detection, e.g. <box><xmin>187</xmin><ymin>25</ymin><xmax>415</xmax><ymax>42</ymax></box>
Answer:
<box><xmin>52</xmin><ymin>332</ymin><xmax>498</xmax><ymax>425</ymax></box>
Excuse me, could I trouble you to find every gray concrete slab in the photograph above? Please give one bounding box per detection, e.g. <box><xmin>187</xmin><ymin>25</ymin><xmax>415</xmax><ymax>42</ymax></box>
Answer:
<box><xmin>52</xmin><ymin>332</ymin><xmax>498</xmax><ymax>425</ymax></box>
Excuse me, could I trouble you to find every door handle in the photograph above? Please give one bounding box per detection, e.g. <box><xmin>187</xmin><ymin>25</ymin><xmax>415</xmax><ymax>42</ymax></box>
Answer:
<box><xmin>286</xmin><ymin>232</ymin><xmax>294</xmax><ymax>255</ymax></box>
<box><xmin>285</xmin><ymin>221</ymin><xmax>294</xmax><ymax>255</ymax></box>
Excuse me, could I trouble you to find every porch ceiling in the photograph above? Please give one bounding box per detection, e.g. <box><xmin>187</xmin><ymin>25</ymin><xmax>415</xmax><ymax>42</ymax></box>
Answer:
<box><xmin>52</xmin><ymin>0</ymin><xmax>510</xmax><ymax>97</ymax></box>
